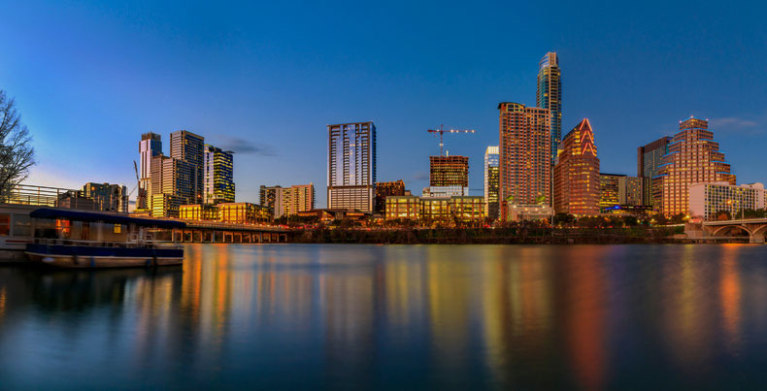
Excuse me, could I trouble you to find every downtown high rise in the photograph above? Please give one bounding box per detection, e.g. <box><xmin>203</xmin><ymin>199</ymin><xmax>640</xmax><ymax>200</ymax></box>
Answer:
<box><xmin>536</xmin><ymin>52</ymin><xmax>562</xmax><ymax>163</ymax></box>
<box><xmin>638</xmin><ymin>136</ymin><xmax>671</xmax><ymax>207</ymax></box>
<box><xmin>654</xmin><ymin>117</ymin><xmax>735</xmax><ymax>216</ymax></box>
<box><xmin>327</xmin><ymin>122</ymin><xmax>376</xmax><ymax>213</ymax></box>
<box><xmin>553</xmin><ymin>119</ymin><xmax>600</xmax><ymax>216</ymax></box>
<box><xmin>484</xmin><ymin>146</ymin><xmax>500</xmax><ymax>219</ymax></box>
<box><xmin>498</xmin><ymin>102</ymin><xmax>551</xmax><ymax>211</ymax></box>
<box><xmin>204</xmin><ymin>145</ymin><xmax>235</xmax><ymax>204</ymax></box>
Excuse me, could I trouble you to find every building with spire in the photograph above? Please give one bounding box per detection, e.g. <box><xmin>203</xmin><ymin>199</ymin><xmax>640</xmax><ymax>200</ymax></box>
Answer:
<box><xmin>554</xmin><ymin>119</ymin><xmax>600</xmax><ymax>216</ymax></box>
<box><xmin>498</xmin><ymin>102</ymin><xmax>551</xmax><ymax>217</ymax></box>
<box><xmin>536</xmin><ymin>52</ymin><xmax>562</xmax><ymax>163</ymax></box>
<box><xmin>654</xmin><ymin>117</ymin><xmax>736</xmax><ymax>216</ymax></box>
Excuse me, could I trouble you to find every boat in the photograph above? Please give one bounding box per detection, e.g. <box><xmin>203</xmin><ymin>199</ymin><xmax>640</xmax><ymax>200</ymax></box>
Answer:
<box><xmin>24</xmin><ymin>208</ymin><xmax>186</xmax><ymax>269</ymax></box>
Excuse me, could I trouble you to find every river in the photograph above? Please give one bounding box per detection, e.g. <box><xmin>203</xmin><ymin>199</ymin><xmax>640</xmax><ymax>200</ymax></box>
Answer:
<box><xmin>1</xmin><ymin>244</ymin><xmax>766</xmax><ymax>389</ymax></box>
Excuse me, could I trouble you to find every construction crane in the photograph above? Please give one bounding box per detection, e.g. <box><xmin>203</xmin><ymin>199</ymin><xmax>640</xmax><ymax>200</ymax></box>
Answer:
<box><xmin>128</xmin><ymin>160</ymin><xmax>140</xmax><ymax>198</ymax></box>
<box><xmin>427</xmin><ymin>125</ymin><xmax>475</xmax><ymax>156</ymax></box>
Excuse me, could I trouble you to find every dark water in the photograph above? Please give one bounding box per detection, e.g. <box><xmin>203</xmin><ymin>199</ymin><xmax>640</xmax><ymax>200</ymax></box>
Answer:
<box><xmin>2</xmin><ymin>244</ymin><xmax>767</xmax><ymax>390</ymax></box>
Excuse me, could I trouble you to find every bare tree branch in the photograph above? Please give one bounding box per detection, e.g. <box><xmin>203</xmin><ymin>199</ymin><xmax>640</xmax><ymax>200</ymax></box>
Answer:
<box><xmin>0</xmin><ymin>90</ymin><xmax>35</xmax><ymax>202</ymax></box>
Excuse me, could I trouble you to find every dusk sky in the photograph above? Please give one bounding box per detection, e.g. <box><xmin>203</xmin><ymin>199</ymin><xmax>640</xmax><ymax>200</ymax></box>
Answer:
<box><xmin>1</xmin><ymin>0</ymin><xmax>765</xmax><ymax>207</ymax></box>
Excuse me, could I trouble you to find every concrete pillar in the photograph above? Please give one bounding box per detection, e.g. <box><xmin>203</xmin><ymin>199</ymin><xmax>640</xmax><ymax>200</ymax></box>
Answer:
<box><xmin>750</xmin><ymin>234</ymin><xmax>765</xmax><ymax>244</ymax></box>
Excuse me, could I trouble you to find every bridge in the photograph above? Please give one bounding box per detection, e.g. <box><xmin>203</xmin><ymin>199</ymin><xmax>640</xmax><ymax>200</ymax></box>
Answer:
<box><xmin>687</xmin><ymin>218</ymin><xmax>767</xmax><ymax>243</ymax></box>
<box><xmin>171</xmin><ymin>221</ymin><xmax>292</xmax><ymax>243</ymax></box>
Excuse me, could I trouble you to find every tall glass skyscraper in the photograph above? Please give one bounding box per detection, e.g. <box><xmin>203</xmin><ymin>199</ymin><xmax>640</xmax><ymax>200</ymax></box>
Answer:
<box><xmin>327</xmin><ymin>122</ymin><xmax>376</xmax><ymax>212</ymax></box>
<box><xmin>204</xmin><ymin>145</ymin><xmax>235</xmax><ymax>204</ymax></box>
<box><xmin>170</xmin><ymin>130</ymin><xmax>205</xmax><ymax>204</ymax></box>
<box><xmin>484</xmin><ymin>146</ymin><xmax>500</xmax><ymax>219</ymax></box>
<box><xmin>138</xmin><ymin>132</ymin><xmax>162</xmax><ymax>210</ymax></box>
<box><xmin>637</xmin><ymin>136</ymin><xmax>671</xmax><ymax>207</ymax></box>
<box><xmin>536</xmin><ymin>52</ymin><xmax>562</xmax><ymax>163</ymax></box>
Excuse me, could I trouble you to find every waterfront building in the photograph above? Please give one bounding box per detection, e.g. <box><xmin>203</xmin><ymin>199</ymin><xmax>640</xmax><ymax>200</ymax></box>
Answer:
<box><xmin>430</xmin><ymin>156</ymin><xmax>469</xmax><ymax>187</ymax></box>
<box><xmin>170</xmin><ymin>130</ymin><xmax>205</xmax><ymax>205</ymax></box>
<box><xmin>218</xmin><ymin>202</ymin><xmax>272</xmax><ymax>224</ymax></box>
<box><xmin>621</xmin><ymin>176</ymin><xmax>643</xmax><ymax>206</ymax></box>
<box><xmin>151</xmin><ymin>193</ymin><xmax>185</xmax><ymax>218</ymax></box>
<box><xmin>82</xmin><ymin>183</ymin><xmax>129</xmax><ymax>213</ymax></box>
<box><xmin>655</xmin><ymin>117</ymin><xmax>735</xmax><ymax>216</ymax></box>
<box><xmin>553</xmin><ymin>119</ymin><xmax>600</xmax><ymax>216</ymax></box>
<box><xmin>259</xmin><ymin>185</ymin><xmax>280</xmax><ymax>212</ymax></box>
<box><xmin>327</xmin><ymin>122</ymin><xmax>376</xmax><ymax>213</ymax></box>
<box><xmin>375</xmin><ymin>180</ymin><xmax>406</xmax><ymax>214</ymax></box>
<box><xmin>689</xmin><ymin>182</ymin><xmax>765</xmax><ymax>221</ymax></box>
<box><xmin>422</xmin><ymin>186</ymin><xmax>468</xmax><ymax>198</ymax></box>
<box><xmin>203</xmin><ymin>145</ymin><xmax>235</xmax><ymax>204</ymax></box>
<box><xmin>637</xmin><ymin>136</ymin><xmax>672</xmax><ymax>207</ymax></box>
<box><xmin>385</xmin><ymin>195</ymin><xmax>421</xmax><ymax>220</ymax></box>
<box><xmin>498</xmin><ymin>102</ymin><xmax>551</xmax><ymax>216</ymax></box>
<box><xmin>506</xmin><ymin>204</ymin><xmax>554</xmax><ymax>222</ymax></box>
<box><xmin>384</xmin><ymin>196</ymin><xmax>485</xmax><ymax>222</ymax></box>
<box><xmin>599</xmin><ymin>173</ymin><xmax>623</xmax><ymax>209</ymax></box>
<box><xmin>448</xmin><ymin>196</ymin><xmax>485</xmax><ymax>222</ymax></box>
<box><xmin>179</xmin><ymin>204</ymin><xmax>220</xmax><ymax>221</ymax></box>
<box><xmin>537</xmin><ymin>52</ymin><xmax>562</xmax><ymax>163</ymax></box>
<box><xmin>138</xmin><ymin>132</ymin><xmax>162</xmax><ymax>210</ymax></box>
<box><xmin>274</xmin><ymin>184</ymin><xmax>315</xmax><ymax>218</ymax></box>
<box><xmin>484</xmin><ymin>146</ymin><xmax>500</xmax><ymax>220</ymax></box>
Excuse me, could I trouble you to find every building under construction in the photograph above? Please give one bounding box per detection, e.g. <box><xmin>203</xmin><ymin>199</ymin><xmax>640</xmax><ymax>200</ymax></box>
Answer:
<box><xmin>429</xmin><ymin>156</ymin><xmax>469</xmax><ymax>187</ymax></box>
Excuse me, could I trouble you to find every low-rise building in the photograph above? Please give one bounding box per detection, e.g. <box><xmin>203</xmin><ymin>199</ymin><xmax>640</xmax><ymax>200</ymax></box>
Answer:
<box><xmin>385</xmin><ymin>195</ymin><xmax>420</xmax><ymax>220</ymax></box>
<box><xmin>689</xmin><ymin>182</ymin><xmax>765</xmax><ymax>221</ymax></box>
<box><xmin>384</xmin><ymin>196</ymin><xmax>485</xmax><ymax>223</ymax></box>
<box><xmin>218</xmin><ymin>202</ymin><xmax>271</xmax><ymax>224</ymax></box>
<box><xmin>179</xmin><ymin>204</ymin><xmax>220</xmax><ymax>221</ymax></box>
<box><xmin>506</xmin><ymin>204</ymin><xmax>554</xmax><ymax>222</ymax></box>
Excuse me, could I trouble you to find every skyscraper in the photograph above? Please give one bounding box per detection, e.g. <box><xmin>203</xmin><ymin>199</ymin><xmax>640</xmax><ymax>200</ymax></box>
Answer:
<box><xmin>536</xmin><ymin>52</ymin><xmax>562</xmax><ymax>163</ymax></box>
<box><xmin>170</xmin><ymin>130</ymin><xmax>205</xmax><ymax>204</ymax></box>
<box><xmin>655</xmin><ymin>117</ymin><xmax>735</xmax><ymax>216</ymax></box>
<box><xmin>138</xmin><ymin>132</ymin><xmax>162</xmax><ymax>210</ymax></box>
<box><xmin>484</xmin><ymin>146</ymin><xmax>500</xmax><ymax>219</ymax></box>
<box><xmin>498</xmin><ymin>102</ymin><xmax>551</xmax><ymax>214</ymax></box>
<box><xmin>327</xmin><ymin>122</ymin><xmax>376</xmax><ymax>212</ymax></box>
<box><xmin>637</xmin><ymin>136</ymin><xmax>672</xmax><ymax>207</ymax></box>
<box><xmin>554</xmin><ymin>119</ymin><xmax>600</xmax><ymax>216</ymax></box>
<box><xmin>204</xmin><ymin>145</ymin><xmax>235</xmax><ymax>204</ymax></box>
<box><xmin>260</xmin><ymin>185</ymin><xmax>281</xmax><ymax>212</ymax></box>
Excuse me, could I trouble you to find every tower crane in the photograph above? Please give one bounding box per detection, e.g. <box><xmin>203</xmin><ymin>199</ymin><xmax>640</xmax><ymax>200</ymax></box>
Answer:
<box><xmin>128</xmin><ymin>160</ymin><xmax>140</xmax><ymax>198</ymax></box>
<box><xmin>427</xmin><ymin>125</ymin><xmax>475</xmax><ymax>156</ymax></box>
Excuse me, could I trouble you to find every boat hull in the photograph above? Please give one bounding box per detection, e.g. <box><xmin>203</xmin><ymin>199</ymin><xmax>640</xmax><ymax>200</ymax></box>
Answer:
<box><xmin>25</xmin><ymin>244</ymin><xmax>183</xmax><ymax>269</ymax></box>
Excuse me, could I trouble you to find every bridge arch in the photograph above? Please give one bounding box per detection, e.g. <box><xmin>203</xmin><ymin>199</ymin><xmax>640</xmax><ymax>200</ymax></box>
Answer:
<box><xmin>712</xmin><ymin>224</ymin><xmax>752</xmax><ymax>237</ymax></box>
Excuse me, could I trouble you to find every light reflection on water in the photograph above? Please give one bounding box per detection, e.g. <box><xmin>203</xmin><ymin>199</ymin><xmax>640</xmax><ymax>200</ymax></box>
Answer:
<box><xmin>1</xmin><ymin>244</ymin><xmax>767</xmax><ymax>389</ymax></box>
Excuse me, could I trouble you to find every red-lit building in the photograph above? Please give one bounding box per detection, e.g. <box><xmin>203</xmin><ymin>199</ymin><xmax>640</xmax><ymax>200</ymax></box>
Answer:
<box><xmin>554</xmin><ymin>119</ymin><xmax>600</xmax><ymax>216</ymax></box>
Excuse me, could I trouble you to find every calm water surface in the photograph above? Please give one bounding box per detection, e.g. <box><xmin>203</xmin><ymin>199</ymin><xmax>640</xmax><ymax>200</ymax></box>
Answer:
<box><xmin>2</xmin><ymin>244</ymin><xmax>767</xmax><ymax>390</ymax></box>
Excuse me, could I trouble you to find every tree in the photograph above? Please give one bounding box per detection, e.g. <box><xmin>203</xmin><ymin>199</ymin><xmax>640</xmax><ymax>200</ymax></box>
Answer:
<box><xmin>0</xmin><ymin>91</ymin><xmax>34</xmax><ymax>201</ymax></box>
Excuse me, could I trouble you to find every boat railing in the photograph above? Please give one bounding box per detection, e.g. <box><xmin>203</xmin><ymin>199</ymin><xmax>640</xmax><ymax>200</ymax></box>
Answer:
<box><xmin>32</xmin><ymin>238</ymin><xmax>177</xmax><ymax>249</ymax></box>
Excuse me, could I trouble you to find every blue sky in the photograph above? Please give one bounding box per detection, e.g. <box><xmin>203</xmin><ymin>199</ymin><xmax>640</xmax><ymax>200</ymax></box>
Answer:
<box><xmin>0</xmin><ymin>0</ymin><xmax>765</xmax><ymax>207</ymax></box>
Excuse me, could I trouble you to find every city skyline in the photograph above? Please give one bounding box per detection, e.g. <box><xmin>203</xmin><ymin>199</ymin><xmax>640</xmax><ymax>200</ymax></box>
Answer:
<box><xmin>1</xmin><ymin>1</ymin><xmax>765</xmax><ymax>208</ymax></box>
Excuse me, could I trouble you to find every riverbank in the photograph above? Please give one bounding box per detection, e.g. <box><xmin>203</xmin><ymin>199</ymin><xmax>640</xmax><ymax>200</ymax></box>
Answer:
<box><xmin>292</xmin><ymin>226</ymin><xmax>686</xmax><ymax>244</ymax></box>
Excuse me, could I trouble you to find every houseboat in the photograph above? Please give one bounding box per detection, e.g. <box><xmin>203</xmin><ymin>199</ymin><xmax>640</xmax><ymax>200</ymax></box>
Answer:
<box><xmin>24</xmin><ymin>208</ymin><xmax>186</xmax><ymax>269</ymax></box>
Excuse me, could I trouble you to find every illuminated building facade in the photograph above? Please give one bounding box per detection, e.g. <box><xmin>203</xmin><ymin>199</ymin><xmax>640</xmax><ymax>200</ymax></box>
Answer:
<box><xmin>151</xmin><ymin>193</ymin><xmax>185</xmax><ymax>218</ymax></box>
<box><xmin>553</xmin><ymin>119</ymin><xmax>600</xmax><ymax>216</ymax></box>
<box><xmin>536</xmin><ymin>52</ymin><xmax>562</xmax><ymax>163</ymax></box>
<box><xmin>655</xmin><ymin>117</ymin><xmax>736</xmax><ymax>216</ymax></box>
<box><xmin>599</xmin><ymin>173</ymin><xmax>623</xmax><ymax>209</ymax></box>
<box><xmin>637</xmin><ymin>136</ymin><xmax>671</xmax><ymax>207</ymax></box>
<box><xmin>430</xmin><ymin>156</ymin><xmax>469</xmax><ymax>187</ymax></box>
<box><xmin>82</xmin><ymin>182</ymin><xmax>128</xmax><ymax>213</ymax></box>
<box><xmin>327</xmin><ymin>122</ymin><xmax>376</xmax><ymax>213</ymax></box>
<box><xmin>138</xmin><ymin>132</ymin><xmax>162</xmax><ymax>210</ymax></box>
<box><xmin>179</xmin><ymin>204</ymin><xmax>220</xmax><ymax>221</ymax></box>
<box><xmin>375</xmin><ymin>180</ymin><xmax>406</xmax><ymax>214</ymax></box>
<box><xmin>621</xmin><ymin>176</ymin><xmax>643</xmax><ymax>206</ymax></box>
<box><xmin>689</xmin><ymin>182</ymin><xmax>765</xmax><ymax>221</ymax></box>
<box><xmin>170</xmin><ymin>130</ymin><xmax>205</xmax><ymax>205</ymax></box>
<box><xmin>274</xmin><ymin>184</ymin><xmax>315</xmax><ymax>218</ymax></box>
<box><xmin>498</xmin><ymin>102</ymin><xmax>551</xmax><ymax>214</ymax></box>
<box><xmin>203</xmin><ymin>145</ymin><xmax>235</xmax><ymax>204</ymax></box>
<box><xmin>218</xmin><ymin>202</ymin><xmax>271</xmax><ymax>224</ymax></box>
<box><xmin>484</xmin><ymin>146</ymin><xmax>500</xmax><ymax>220</ymax></box>
<box><xmin>384</xmin><ymin>196</ymin><xmax>485</xmax><ymax>222</ymax></box>
<box><xmin>385</xmin><ymin>195</ymin><xmax>421</xmax><ymax>220</ymax></box>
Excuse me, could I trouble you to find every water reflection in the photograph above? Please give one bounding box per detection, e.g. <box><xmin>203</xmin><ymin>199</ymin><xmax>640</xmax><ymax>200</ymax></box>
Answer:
<box><xmin>1</xmin><ymin>244</ymin><xmax>767</xmax><ymax>389</ymax></box>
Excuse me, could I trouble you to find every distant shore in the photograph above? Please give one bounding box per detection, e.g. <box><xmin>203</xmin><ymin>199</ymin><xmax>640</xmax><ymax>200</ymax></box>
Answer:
<box><xmin>291</xmin><ymin>226</ymin><xmax>689</xmax><ymax>245</ymax></box>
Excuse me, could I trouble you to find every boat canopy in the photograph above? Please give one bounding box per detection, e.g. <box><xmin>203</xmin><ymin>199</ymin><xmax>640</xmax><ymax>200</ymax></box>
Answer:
<box><xmin>29</xmin><ymin>208</ymin><xmax>187</xmax><ymax>229</ymax></box>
